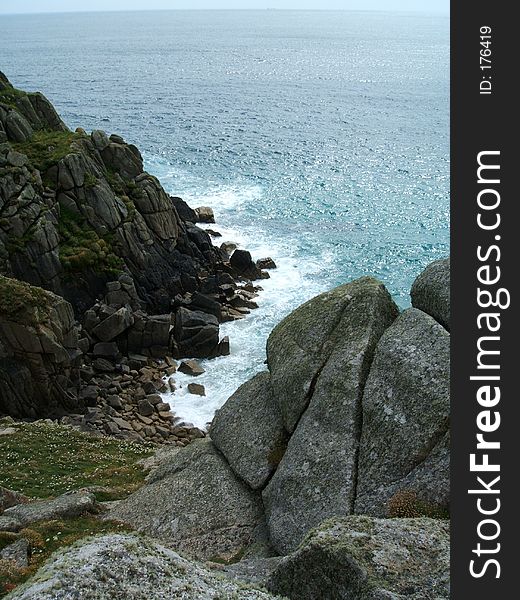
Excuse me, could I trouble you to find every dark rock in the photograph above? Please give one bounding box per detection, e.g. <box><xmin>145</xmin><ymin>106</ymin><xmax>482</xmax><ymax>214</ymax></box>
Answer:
<box><xmin>194</xmin><ymin>206</ymin><xmax>215</xmax><ymax>223</ymax></box>
<box><xmin>190</xmin><ymin>291</ymin><xmax>222</xmax><ymax>319</ymax></box>
<box><xmin>216</xmin><ymin>335</ymin><xmax>230</xmax><ymax>357</ymax></box>
<box><xmin>91</xmin><ymin>307</ymin><xmax>134</xmax><ymax>342</ymax></box>
<box><xmin>256</xmin><ymin>257</ymin><xmax>277</xmax><ymax>270</ymax></box>
<box><xmin>170</xmin><ymin>196</ymin><xmax>197</xmax><ymax>222</ymax></box>
<box><xmin>411</xmin><ymin>257</ymin><xmax>450</xmax><ymax>330</ymax></box>
<box><xmin>92</xmin><ymin>358</ymin><xmax>115</xmax><ymax>373</ymax></box>
<box><xmin>173</xmin><ymin>307</ymin><xmax>219</xmax><ymax>359</ymax></box>
<box><xmin>0</xmin><ymin>277</ymin><xmax>82</xmax><ymax>419</ymax></box>
<box><xmin>188</xmin><ymin>383</ymin><xmax>206</xmax><ymax>396</ymax></box>
<box><xmin>230</xmin><ymin>249</ymin><xmax>263</xmax><ymax>280</ymax></box>
<box><xmin>211</xmin><ymin>372</ymin><xmax>288</xmax><ymax>490</ymax></box>
<box><xmin>92</xmin><ymin>341</ymin><xmax>120</xmax><ymax>359</ymax></box>
<box><xmin>178</xmin><ymin>360</ymin><xmax>205</xmax><ymax>376</ymax></box>
<box><xmin>138</xmin><ymin>399</ymin><xmax>155</xmax><ymax>417</ymax></box>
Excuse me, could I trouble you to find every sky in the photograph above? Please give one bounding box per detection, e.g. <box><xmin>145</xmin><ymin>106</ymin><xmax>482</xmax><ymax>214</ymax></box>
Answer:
<box><xmin>0</xmin><ymin>1</ymin><xmax>449</xmax><ymax>15</ymax></box>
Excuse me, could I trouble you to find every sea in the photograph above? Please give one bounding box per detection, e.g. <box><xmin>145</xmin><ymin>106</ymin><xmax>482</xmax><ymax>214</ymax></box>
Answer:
<box><xmin>0</xmin><ymin>9</ymin><xmax>449</xmax><ymax>428</ymax></box>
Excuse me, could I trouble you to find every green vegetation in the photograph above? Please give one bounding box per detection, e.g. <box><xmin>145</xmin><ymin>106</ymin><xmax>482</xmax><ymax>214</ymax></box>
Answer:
<box><xmin>0</xmin><ymin>86</ymin><xmax>28</xmax><ymax>109</ymax></box>
<box><xmin>58</xmin><ymin>207</ymin><xmax>124</xmax><ymax>275</ymax></box>
<box><xmin>0</xmin><ymin>276</ymin><xmax>53</xmax><ymax>325</ymax></box>
<box><xmin>0</xmin><ymin>420</ymin><xmax>153</xmax><ymax>596</ymax></box>
<box><xmin>0</xmin><ymin>420</ymin><xmax>153</xmax><ymax>500</ymax></box>
<box><xmin>12</xmin><ymin>129</ymin><xmax>81</xmax><ymax>173</ymax></box>
<box><xmin>0</xmin><ymin>517</ymin><xmax>132</xmax><ymax>596</ymax></box>
<box><xmin>84</xmin><ymin>172</ymin><xmax>98</xmax><ymax>188</ymax></box>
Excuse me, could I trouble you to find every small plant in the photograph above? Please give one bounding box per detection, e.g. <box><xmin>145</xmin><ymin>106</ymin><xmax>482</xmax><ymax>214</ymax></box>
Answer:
<box><xmin>387</xmin><ymin>489</ymin><xmax>448</xmax><ymax>519</ymax></box>
<box><xmin>84</xmin><ymin>172</ymin><xmax>98</xmax><ymax>188</ymax></box>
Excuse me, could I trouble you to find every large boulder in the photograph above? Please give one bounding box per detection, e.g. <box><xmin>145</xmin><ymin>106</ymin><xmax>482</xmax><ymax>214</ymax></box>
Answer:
<box><xmin>211</xmin><ymin>372</ymin><xmax>289</xmax><ymax>490</ymax></box>
<box><xmin>411</xmin><ymin>258</ymin><xmax>450</xmax><ymax>330</ymax></box>
<box><xmin>172</xmin><ymin>306</ymin><xmax>220</xmax><ymax>358</ymax></box>
<box><xmin>3</xmin><ymin>491</ymin><xmax>96</xmax><ymax>526</ymax></box>
<box><xmin>7</xmin><ymin>533</ymin><xmax>282</xmax><ymax>600</ymax></box>
<box><xmin>268</xmin><ymin>516</ymin><xmax>450</xmax><ymax>600</ymax></box>
<box><xmin>107</xmin><ymin>439</ymin><xmax>267</xmax><ymax>562</ymax></box>
<box><xmin>263</xmin><ymin>278</ymin><xmax>399</xmax><ymax>554</ymax></box>
<box><xmin>355</xmin><ymin>308</ymin><xmax>450</xmax><ymax>517</ymax></box>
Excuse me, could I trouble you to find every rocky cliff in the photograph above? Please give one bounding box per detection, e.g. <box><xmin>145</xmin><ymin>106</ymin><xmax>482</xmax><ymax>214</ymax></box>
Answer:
<box><xmin>1</xmin><ymin>71</ymin><xmax>271</xmax><ymax>421</ymax></box>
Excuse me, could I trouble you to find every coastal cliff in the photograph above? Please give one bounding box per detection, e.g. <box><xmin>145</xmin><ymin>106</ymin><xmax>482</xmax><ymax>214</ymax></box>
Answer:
<box><xmin>1</xmin><ymin>71</ymin><xmax>270</xmax><ymax>425</ymax></box>
<box><xmin>1</xmin><ymin>71</ymin><xmax>450</xmax><ymax>599</ymax></box>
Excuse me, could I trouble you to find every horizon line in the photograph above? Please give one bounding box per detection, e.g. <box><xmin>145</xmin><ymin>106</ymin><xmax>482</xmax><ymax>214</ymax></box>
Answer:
<box><xmin>0</xmin><ymin>8</ymin><xmax>450</xmax><ymax>16</ymax></box>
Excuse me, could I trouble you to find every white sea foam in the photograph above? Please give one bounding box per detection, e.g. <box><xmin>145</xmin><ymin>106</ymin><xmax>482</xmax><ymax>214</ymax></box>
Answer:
<box><xmin>147</xmin><ymin>168</ymin><xmax>327</xmax><ymax>429</ymax></box>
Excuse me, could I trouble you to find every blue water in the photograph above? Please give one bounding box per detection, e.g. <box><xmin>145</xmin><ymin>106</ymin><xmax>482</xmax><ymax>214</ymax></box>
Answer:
<box><xmin>0</xmin><ymin>10</ymin><xmax>449</xmax><ymax>427</ymax></box>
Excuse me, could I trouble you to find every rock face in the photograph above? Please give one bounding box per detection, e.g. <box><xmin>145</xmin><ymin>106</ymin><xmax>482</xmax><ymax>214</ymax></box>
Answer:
<box><xmin>7</xmin><ymin>533</ymin><xmax>282</xmax><ymax>600</ymax></box>
<box><xmin>355</xmin><ymin>308</ymin><xmax>450</xmax><ymax>517</ymax></box>
<box><xmin>0</xmin><ymin>73</ymin><xmax>225</xmax><ymax>315</ymax></box>
<box><xmin>411</xmin><ymin>257</ymin><xmax>450</xmax><ymax>330</ymax></box>
<box><xmin>108</xmin><ymin>439</ymin><xmax>266</xmax><ymax>562</ymax></box>
<box><xmin>267</xmin><ymin>516</ymin><xmax>450</xmax><ymax>600</ymax></box>
<box><xmin>112</xmin><ymin>260</ymin><xmax>450</xmax><ymax>569</ymax></box>
<box><xmin>3</xmin><ymin>491</ymin><xmax>96</xmax><ymax>526</ymax></box>
<box><xmin>263</xmin><ymin>278</ymin><xmax>399</xmax><ymax>553</ymax></box>
<box><xmin>0</xmin><ymin>276</ymin><xmax>81</xmax><ymax>418</ymax></box>
<box><xmin>211</xmin><ymin>371</ymin><xmax>288</xmax><ymax>490</ymax></box>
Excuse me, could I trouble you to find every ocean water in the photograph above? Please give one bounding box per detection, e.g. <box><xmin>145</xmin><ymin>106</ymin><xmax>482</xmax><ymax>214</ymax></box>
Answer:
<box><xmin>0</xmin><ymin>10</ymin><xmax>449</xmax><ymax>428</ymax></box>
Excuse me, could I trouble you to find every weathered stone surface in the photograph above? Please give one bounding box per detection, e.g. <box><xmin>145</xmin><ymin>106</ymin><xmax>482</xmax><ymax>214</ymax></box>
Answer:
<box><xmin>355</xmin><ymin>308</ymin><xmax>450</xmax><ymax>517</ymax></box>
<box><xmin>7</xmin><ymin>534</ymin><xmax>282</xmax><ymax>600</ymax></box>
<box><xmin>194</xmin><ymin>206</ymin><xmax>215</xmax><ymax>223</ymax></box>
<box><xmin>0</xmin><ymin>486</ymin><xmax>29</xmax><ymax>513</ymax></box>
<box><xmin>0</xmin><ymin>515</ymin><xmax>22</xmax><ymax>532</ymax></box>
<box><xmin>178</xmin><ymin>359</ymin><xmax>205</xmax><ymax>376</ymax></box>
<box><xmin>263</xmin><ymin>278</ymin><xmax>398</xmax><ymax>554</ymax></box>
<box><xmin>108</xmin><ymin>439</ymin><xmax>265</xmax><ymax>562</ymax></box>
<box><xmin>173</xmin><ymin>307</ymin><xmax>219</xmax><ymax>358</ymax></box>
<box><xmin>0</xmin><ymin>277</ymin><xmax>81</xmax><ymax>418</ymax></box>
<box><xmin>0</xmin><ymin>538</ymin><xmax>29</xmax><ymax>568</ymax></box>
<box><xmin>211</xmin><ymin>372</ymin><xmax>288</xmax><ymax>490</ymax></box>
<box><xmin>3</xmin><ymin>491</ymin><xmax>96</xmax><ymax>526</ymax></box>
<box><xmin>188</xmin><ymin>382</ymin><xmax>206</xmax><ymax>396</ymax></box>
<box><xmin>91</xmin><ymin>307</ymin><xmax>134</xmax><ymax>342</ymax></box>
<box><xmin>411</xmin><ymin>257</ymin><xmax>450</xmax><ymax>330</ymax></box>
<box><xmin>230</xmin><ymin>249</ymin><xmax>263</xmax><ymax>280</ymax></box>
<box><xmin>268</xmin><ymin>516</ymin><xmax>450</xmax><ymax>600</ymax></box>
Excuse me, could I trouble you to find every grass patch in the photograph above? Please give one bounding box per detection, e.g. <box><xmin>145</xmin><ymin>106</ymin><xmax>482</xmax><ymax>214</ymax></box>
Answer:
<box><xmin>0</xmin><ymin>517</ymin><xmax>132</xmax><ymax>597</ymax></box>
<box><xmin>58</xmin><ymin>207</ymin><xmax>124</xmax><ymax>274</ymax></box>
<box><xmin>0</xmin><ymin>86</ymin><xmax>27</xmax><ymax>109</ymax></box>
<box><xmin>13</xmin><ymin>129</ymin><xmax>81</xmax><ymax>173</ymax></box>
<box><xmin>0</xmin><ymin>421</ymin><xmax>153</xmax><ymax>500</ymax></box>
<box><xmin>0</xmin><ymin>276</ymin><xmax>53</xmax><ymax>325</ymax></box>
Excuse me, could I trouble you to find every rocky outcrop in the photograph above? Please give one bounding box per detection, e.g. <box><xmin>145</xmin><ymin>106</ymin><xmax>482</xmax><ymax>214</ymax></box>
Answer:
<box><xmin>108</xmin><ymin>439</ymin><xmax>268</xmax><ymax>562</ymax></box>
<box><xmin>0</xmin><ymin>276</ymin><xmax>81</xmax><ymax>418</ymax></box>
<box><xmin>411</xmin><ymin>257</ymin><xmax>450</xmax><ymax>330</ymax></box>
<box><xmin>267</xmin><ymin>516</ymin><xmax>450</xmax><ymax>600</ymax></box>
<box><xmin>3</xmin><ymin>490</ymin><xmax>96</xmax><ymax>528</ymax></box>
<box><xmin>0</xmin><ymin>72</ymin><xmax>263</xmax><ymax>320</ymax></box>
<box><xmin>263</xmin><ymin>278</ymin><xmax>399</xmax><ymax>553</ymax></box>
<box><xmin>211</xmin><ymin>371</ymin><xmax>288</xmax><ymax>490</ymax></box>
<box><xmin>6</xmin><ymin>533</ymin><xmax>282</xmax><ymax>600</ymax></box>
<box><xmin>355</xmin><ymin>308</ymin><xmax>450</xmax><ymax>517</ymax></box>
<box><xmin>111</xmin><ymin>260</ymin><xmax>450</xmax><ymax>567</ymax></box>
